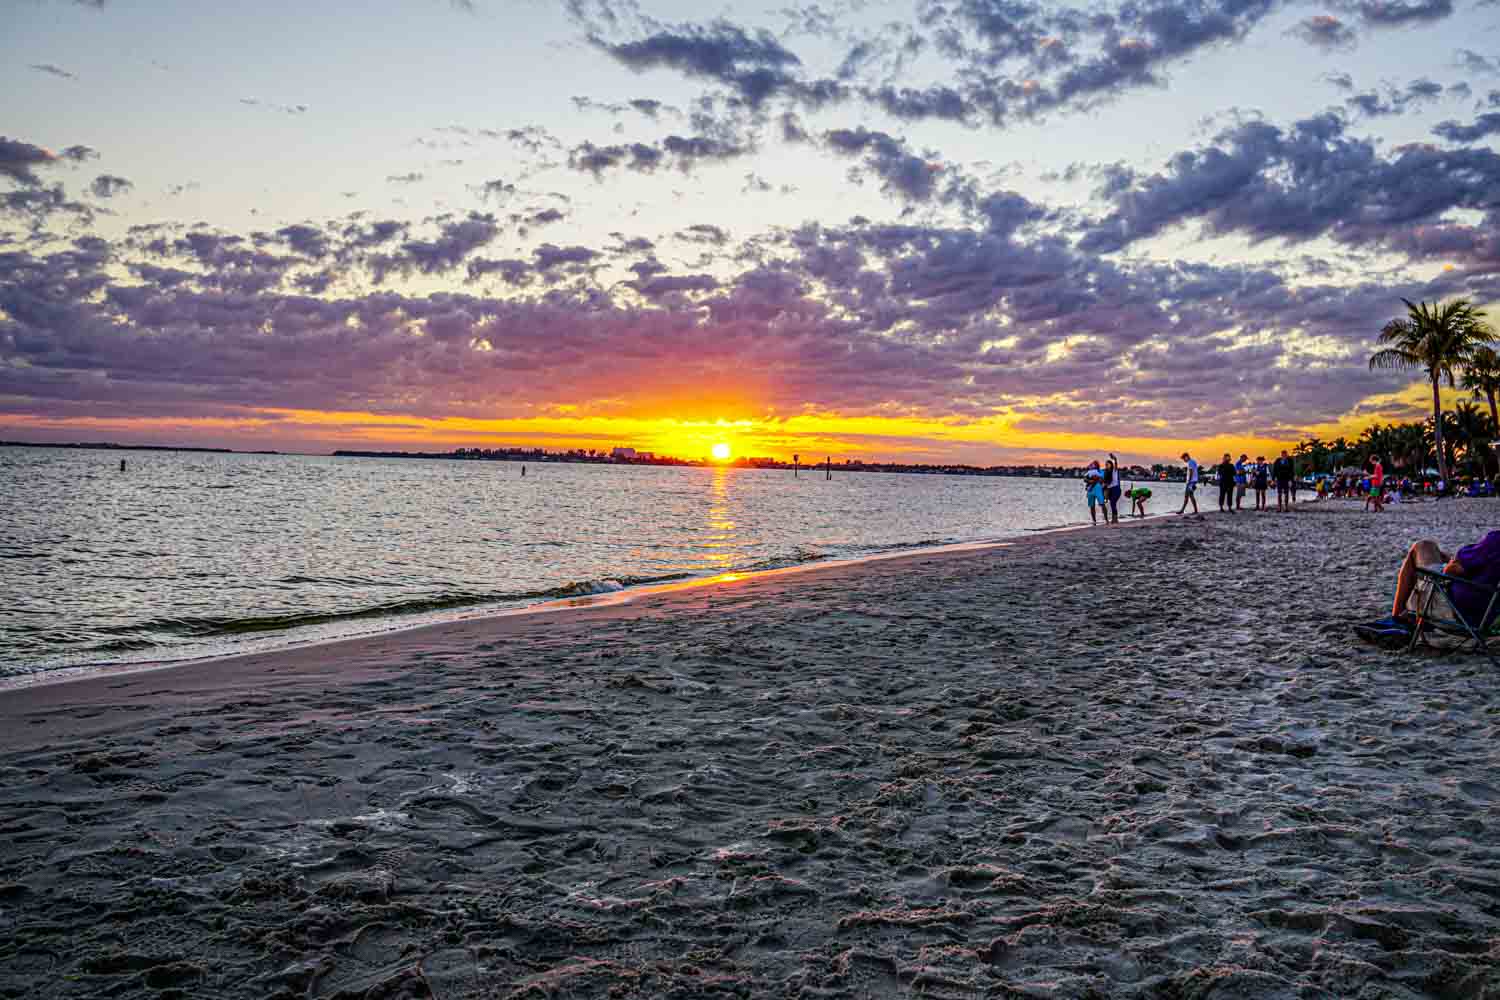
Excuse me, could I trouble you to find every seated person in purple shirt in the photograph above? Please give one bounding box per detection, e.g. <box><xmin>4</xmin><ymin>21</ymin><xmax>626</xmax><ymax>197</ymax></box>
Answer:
<box><xmin>1390</xmin><ymin>530</ymin><xmax>1500</xmax><ymax>624</ymax></box>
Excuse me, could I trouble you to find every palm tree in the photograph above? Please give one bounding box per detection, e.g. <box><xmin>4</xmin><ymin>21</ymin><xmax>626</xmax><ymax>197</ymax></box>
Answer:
<box><xmin>1369</xmin><ymin>298</ymin><xmax>1495</xmax><ymax>481</ymax></box>
<box><xmin>1450</xmin><ymin>399</ymin><xmax>1496</xmax><ymax>475</ymax></box>
<box><xmin>1389</xmin><ymin>422</ymin><xmax>1430</xmax><ymax>475</ymax></box>
<box><xmin>1462</xmin><ymin>344</ymin><xmax>1500</xmax><ymax>431</ymax></box>
<box><xmin>1328</xmin><ymin>436</ymin><xmax>1351</xmax><ymax>472</ymax></box>
<box><xmin>1293</xmin><ymin>436</ymin><xmax>1328</xmax><ymax>475</ymax></box>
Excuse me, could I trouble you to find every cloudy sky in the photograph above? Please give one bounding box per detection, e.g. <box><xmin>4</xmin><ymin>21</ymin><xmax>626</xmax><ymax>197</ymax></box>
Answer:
<box><xmin>3</xmin><ymin>0</ymin><xmax>1498</xmax><ymax>463</ymax></box>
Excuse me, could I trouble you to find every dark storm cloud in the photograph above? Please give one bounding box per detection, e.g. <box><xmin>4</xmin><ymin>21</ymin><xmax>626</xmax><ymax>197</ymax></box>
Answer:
<box><xmin>61</xmin><ymin>145</ymin><xmax>98</xmax><ymax>162</ymax></box>
<box><xmin>1288</xmin><ymin>14</ymin><xmax>1357</xmax><ymax>50</ymax></box>
<box><xmin>88</xmin><ymin>174</ymin><xmax>133</xmax><ymax>199</ymax></box>
<box><xmin>1431</xmin><ymin>112</ymin><xmax>1500</xmax><ymax>142</ymax></box>
<box><xmin>1080</xmin><ymin>111</ymin><xmax>1500</xmax><ymax>257</ymax></box>
<box><xmin>29</xmin><ymin>64</ymin><xmax>78</xmax><ymax>80</ymax></box>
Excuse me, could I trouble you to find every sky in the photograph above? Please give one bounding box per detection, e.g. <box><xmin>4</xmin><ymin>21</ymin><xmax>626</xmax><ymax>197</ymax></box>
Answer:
<box><xmin>2</xmin><ymin>0</ymin><xmax>1499</xmax><ymax>464</ymax></box>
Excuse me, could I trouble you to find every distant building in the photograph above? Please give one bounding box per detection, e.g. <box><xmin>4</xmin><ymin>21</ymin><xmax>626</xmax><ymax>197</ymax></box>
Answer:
<box><xmin>611</xmin><ymin>447</ymin><xmax>637</xmax><ymax>459</ymax></box>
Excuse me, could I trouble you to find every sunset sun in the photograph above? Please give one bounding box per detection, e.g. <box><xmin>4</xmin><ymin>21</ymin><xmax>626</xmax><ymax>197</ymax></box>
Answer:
<box><xmin>711</xmin><ymin>442</ymin><xmax>732</xmax><ymax>461</ymax></box>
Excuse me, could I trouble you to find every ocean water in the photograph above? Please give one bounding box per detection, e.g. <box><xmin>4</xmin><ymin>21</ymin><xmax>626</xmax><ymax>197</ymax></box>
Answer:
<box><xmin>0</xmin><ymin>447</ymin><xmax>1119</xmax><ymax>678</ymax></box>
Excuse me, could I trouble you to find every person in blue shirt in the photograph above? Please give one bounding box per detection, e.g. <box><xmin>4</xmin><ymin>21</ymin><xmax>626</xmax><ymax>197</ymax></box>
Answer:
<box><xmin>1234</xmin><ymin>454</ymin><xmax>1248</xmax><ymax>511</ymax></box>
<box><xmin>1085</xmin><ymin>470</ymin><xmax>1107</xmax><ymax>525</ymax></box>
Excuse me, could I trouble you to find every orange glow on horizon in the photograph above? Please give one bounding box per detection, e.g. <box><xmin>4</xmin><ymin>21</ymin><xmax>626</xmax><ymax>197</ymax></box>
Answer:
<box><xmin>0</xmin><ymin>382</ymin><xmax>1443</xmax><ymax>467</ymax></box>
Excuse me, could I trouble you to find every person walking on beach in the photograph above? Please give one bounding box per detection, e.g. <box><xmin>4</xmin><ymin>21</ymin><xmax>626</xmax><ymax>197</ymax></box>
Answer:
<box><xmin>1217</xmin><ymin>454</ymin><xmax>1236</xmax><ymax>513</ymax></box>
<box><xmin>1234</xmin><ymin>454</ymin><xmax>1248</xmax><ymax>511</ymax></box>
<box><xmin>1273</xmin><ymin>449</ymin><xmax>1295</xmax><ymax>513</ymax></box>
<box><xmin>1103</xmin><ymin>453</ymin><xmax>1122</xmax><ymax>524</ymax></box>
<box><xmin>1252</xmin><ymin>456</ymin><xmax>1270</xmax><ymax>511</ymax></box>
<box><xmin>1178</xmin><ymin>451</ymin><xmax>1199</xmax><ymax>514</ymax></box>
<box><xmin>1366</xmin><ymin>455</ymin><xmax>1386</xmax><ymax>513</ymax></box>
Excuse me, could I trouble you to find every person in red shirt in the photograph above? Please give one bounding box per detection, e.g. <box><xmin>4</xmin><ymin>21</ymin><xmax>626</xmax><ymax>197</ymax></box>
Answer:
<box><xmin>1366</xmin><ymin>456</ymin><xmax>1385</xmax><ymax>513</ymax></box>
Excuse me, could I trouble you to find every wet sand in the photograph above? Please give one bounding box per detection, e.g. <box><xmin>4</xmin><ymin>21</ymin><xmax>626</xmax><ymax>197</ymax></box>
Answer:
<box><xmin>2</xmin><ymin>501</ymin><xmax>1498</xmax><ymax>998</ymax></box>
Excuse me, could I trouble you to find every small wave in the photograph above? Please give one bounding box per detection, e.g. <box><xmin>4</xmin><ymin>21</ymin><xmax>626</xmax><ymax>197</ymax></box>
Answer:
<box><xmin>77</xmin><ymin>573</ymin><xmax>695</xmax><ymax>649</ymax></box>
<box><xmin>558</xmin><ymin>579</ymin><xmax>625</xmax><ymax>596</ymax></box>
<box><xmin>869</xmin><ymin>537</ymin><xmax>949</xmax><ymax>552</ymax></box>
<box><xmin>732</xmin><ymin>548</ymin><xmax>831</xmax><ymax>573</ymax></box>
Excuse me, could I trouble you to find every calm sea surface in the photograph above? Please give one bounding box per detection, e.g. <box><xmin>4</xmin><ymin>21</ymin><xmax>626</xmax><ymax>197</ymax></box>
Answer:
<box><xmin>0</xmin><ymin>447</ymin><xmax>1118</xmax><ymax>679</ymax></box>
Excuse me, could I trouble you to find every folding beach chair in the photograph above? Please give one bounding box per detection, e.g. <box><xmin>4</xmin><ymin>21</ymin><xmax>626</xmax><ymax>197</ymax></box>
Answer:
<box><xmin>1405</xmin><ymin>568</ymin><xmax>1500</xmax><ymax>668</ymax></box>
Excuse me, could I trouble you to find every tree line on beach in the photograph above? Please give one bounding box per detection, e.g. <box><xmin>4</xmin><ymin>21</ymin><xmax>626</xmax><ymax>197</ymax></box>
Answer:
<box><xmin>1291</xmin><ymin>298</ymin><xmax>1498</xmax><ymax>481</ymax></box>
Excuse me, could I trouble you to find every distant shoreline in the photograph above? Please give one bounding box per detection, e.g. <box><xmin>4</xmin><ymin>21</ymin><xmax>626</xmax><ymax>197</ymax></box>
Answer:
<box><xmin>0</xmin><ymin>439</ymin><xmax>281</xmax><ymax>455</ymax></box>
<box><xmin>0</xmin><ymin>439</ymin><xmax>1186</xmax><ymax>481</ymax></box>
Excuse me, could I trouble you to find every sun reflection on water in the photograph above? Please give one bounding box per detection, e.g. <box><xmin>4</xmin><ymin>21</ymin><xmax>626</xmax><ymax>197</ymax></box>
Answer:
<box><xmin>702</xmin><ymin>465</ymin><xmax>739</xmax><ymax>570</ymax></box>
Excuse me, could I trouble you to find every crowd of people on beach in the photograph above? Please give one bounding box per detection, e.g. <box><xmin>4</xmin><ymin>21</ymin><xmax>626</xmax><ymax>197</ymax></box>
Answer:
<box><xmin>1317</xmin><ymin>472</ymin><xmax>1499</xmax><ymax>503</ymax></box>
<box><xmin>1081</xmin><ymin>449</ymin><xmax>1500</xmax><ymax>523</ymax></box>
<box><xmin>1083</xmin><ymin>449</ymin><xmax>1303</xmax><ymax>523</ymax></box>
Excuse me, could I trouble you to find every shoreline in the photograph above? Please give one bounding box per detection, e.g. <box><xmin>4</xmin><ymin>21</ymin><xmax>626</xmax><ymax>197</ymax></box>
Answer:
<box><xmin>0</xmin><ymin>505</ymin><xmax>1184</xmax><ymax>696</ymax></box>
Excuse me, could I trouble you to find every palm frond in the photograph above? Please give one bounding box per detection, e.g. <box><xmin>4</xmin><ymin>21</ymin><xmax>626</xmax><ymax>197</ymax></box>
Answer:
<box><xmin>1368</xmin><ymin>348</ymin><xmax>1419</xmax><ymax>371</ymax></box>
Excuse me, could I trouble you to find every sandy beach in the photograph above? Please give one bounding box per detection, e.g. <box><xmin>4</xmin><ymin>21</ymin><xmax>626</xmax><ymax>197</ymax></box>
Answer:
<box><xmin>2</xmin><ymin>501</ymin><xmax>1498</xmax><ymax>998</ymax></box>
